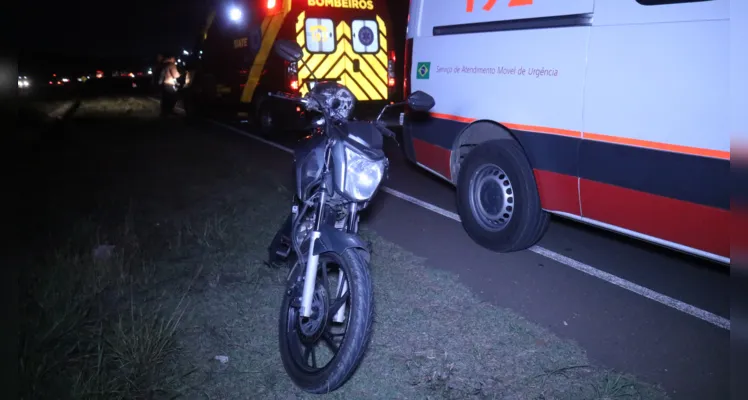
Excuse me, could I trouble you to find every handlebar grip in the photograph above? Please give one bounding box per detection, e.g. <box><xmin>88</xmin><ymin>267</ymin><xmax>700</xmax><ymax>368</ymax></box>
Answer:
<box><xmin>375</xmin><ymin>121</ymin><xmax>397</xmax><ymax>138</ymax></box>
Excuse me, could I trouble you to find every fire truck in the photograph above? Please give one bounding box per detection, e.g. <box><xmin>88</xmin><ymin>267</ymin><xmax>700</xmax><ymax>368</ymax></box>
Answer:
<box><xmin>401</xmin><ymin>0</ymin><xmax>731</xmax><ymax>264</ymax></box>
<box><xmin>185</xmin><ymin>0</ymin><xmax>397</xmax><ymax>134</ymax></box>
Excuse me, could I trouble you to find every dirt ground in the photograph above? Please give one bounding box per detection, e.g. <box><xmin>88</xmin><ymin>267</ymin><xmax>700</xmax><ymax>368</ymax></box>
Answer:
<box><xmin>18</xmin><ymin>97</ymin><xmax>669</xmax><ymax>400</ymax></box>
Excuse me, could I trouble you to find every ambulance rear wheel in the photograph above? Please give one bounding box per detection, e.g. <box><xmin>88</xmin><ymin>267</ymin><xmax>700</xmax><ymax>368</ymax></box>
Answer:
<box><xmin>255</xmin><ymin>96</ymin><xmax>275</xmax><ymax>137</ymax></box>
<box><xmin>456</xmin><ymin>139</ymin><xmax>549</xmax><ymax>253</ymax></box>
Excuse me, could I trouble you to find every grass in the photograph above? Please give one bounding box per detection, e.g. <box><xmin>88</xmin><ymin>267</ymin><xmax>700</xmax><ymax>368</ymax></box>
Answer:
<box><xmin>19</xmin><ymin>97</ymin><xmax>669</xmax><ymax>399</ymax></box>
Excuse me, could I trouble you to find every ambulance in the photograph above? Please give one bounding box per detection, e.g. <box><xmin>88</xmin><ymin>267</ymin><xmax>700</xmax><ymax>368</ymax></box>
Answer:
<box><xmin>185</xmin><ymin>0</ymin><xmax>397</xmax><ymax>134</ymax></box>
<box><xmin>401</xmin><ymin>0</ymin><xmax>731</xmax><ymax>264</ymax></box>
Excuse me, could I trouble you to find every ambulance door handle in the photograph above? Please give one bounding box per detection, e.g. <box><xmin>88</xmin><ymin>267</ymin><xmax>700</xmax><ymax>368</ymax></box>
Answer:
<box><xmin>353</xmin><ymin>59</ymin><xmax>360</xmax><ymax>73</ymax></box>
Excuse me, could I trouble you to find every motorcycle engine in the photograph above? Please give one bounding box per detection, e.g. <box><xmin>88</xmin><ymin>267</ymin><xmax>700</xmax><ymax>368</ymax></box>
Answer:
<box><xmin>311</xmin><ymin>82</ymin><xmax>356</xmax><ymax>120</ymax></box>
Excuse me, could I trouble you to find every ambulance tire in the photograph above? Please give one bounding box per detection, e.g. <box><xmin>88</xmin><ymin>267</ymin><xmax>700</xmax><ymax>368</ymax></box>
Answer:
<box><xmin>255</xmin><ymin>95</ymin><xmax>276</xmax><ymax>137</ymax></box>
<box><xmin>456</xmin><ymin>139</ymin><xmax>549</xmax><ymax>253</ymax></box>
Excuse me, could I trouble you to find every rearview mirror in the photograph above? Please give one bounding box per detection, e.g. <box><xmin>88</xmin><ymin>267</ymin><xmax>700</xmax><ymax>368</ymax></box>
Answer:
<box><xmin>407</xmin><ymin>91</ymin><xmax>435</xmax><ymax>112</ymax></box>
<box><xmin>273</xmin><ymin>40</ymin><xmax>303</xmax><ymax>63</ymax></box>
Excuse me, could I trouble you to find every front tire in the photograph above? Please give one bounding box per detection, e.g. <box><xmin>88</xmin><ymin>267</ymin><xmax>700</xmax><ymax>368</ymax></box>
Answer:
<box><xmin>456</xmin><ymin>139</ymin><xmax>549</xmax><ymax>252</ymax></box>
<box><xmin>278</xmin><ymin>248</ymin><xmax>373</xmax><ymax>394</ymax></box>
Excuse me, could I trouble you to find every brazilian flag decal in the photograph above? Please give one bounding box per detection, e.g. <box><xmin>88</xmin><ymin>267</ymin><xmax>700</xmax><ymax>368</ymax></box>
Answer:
<box><xmin>416</xmin><ymin>62</ymin><xmax>430</xmax><ymax>79</ymax></box>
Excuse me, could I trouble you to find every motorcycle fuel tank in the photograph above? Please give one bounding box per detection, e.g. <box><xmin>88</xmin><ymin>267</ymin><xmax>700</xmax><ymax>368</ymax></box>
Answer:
<box><xmin>293</xmin><ymin>133</ymin><xmax>327</xmax><ymax>200</ymax></box>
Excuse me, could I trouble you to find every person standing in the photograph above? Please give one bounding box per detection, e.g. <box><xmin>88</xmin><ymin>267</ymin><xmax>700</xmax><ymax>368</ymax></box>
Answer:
<box><xmin>159</xmin><ymin>55</ymin><xmax>181</xmax><ymax>116</ymax></box>
<box><xmin>152</xmin><ymin>53</ymin><xmax>165</xmax><ymax>95</ymax></box>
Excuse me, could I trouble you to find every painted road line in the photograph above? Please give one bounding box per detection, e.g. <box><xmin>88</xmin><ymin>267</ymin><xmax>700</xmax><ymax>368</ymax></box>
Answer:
<box><xmin>211</xmin><ymin>120</ymin><xmax>297</xmax><ymax>154</ymax></box>
<box><xmin>207</xmin><ymin>118</ymin><xmax>731</xmax><ymax>331</ymax></box>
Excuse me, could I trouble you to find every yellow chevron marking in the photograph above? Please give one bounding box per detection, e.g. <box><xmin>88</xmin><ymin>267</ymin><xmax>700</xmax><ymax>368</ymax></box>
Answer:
<box><xmin>347</xmin><ymin>57</ymin><xmax>385</xmax><ymax>97</ymax></box>
<box><xmin>326</xmin><ymin>55</ymin><xmax>348</xmax><ymax>78</ymax></box>
<box><xmin>376</xmin><ymin>46</ymin><xmax>387</xmax><ymax>68</ymax></box>
<box><xmin>310</xmin><ymin>48</ymin><xmax>343</xmax><ymax>80</ymax></box>
<box><xmin>294</xmin><ymin>17</ymin><xmax>389</xmax><ymax>101</ymax></box>
<box><xmin>358</xmin><ymin>52</ymin><xmax>386</xmax><ymax>80</ymax></box>
<box><xmin>296</xmin><ymin>11</ymin><xmax>305</xmax><ymax>32</ymax></box>
<box><xmin>327</xmin><ymin>61</ymin><xmax>369</xmax><ymax>100</ymax></box>
<box><xmin>301</xmin><ymin>52</ymin><xmax>326</xmax><ymax>76</ymax></box>
<box><xmin>376</xmin><ymin>15</ymin><xmax>387</xmax><ymax>36</ymax></box>
<box><xmin>337</xmin><ymin>21</ymin><xmax>352</xmax><ymax>40</ymax></box>
<box><xmin>339</xmin><ymin>72</ymin><xmax>368</xmax><ymax>101</ymax></box>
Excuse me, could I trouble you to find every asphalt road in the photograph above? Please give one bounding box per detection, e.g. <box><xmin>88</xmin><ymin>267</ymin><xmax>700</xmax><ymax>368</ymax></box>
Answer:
<box><xmin>187</xmin><ymin>112</ymin><xmax>730</xmax><ymax>400</ymax></box>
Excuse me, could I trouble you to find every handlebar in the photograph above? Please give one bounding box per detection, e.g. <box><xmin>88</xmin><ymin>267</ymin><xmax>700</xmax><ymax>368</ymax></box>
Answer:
<box><xmin>268</xmin><ymin>91</ymin><xmax>307</xmax><ymax>105</ymax></box>
<box><xmin>375</xmin><ymin>121</ymin><xmax>397</xmax><ymax>139</ymax></box>
<box><xmin>268</xmin><ymin>91</ymin><xmax>397</xmax><ymax>141</ymax></box>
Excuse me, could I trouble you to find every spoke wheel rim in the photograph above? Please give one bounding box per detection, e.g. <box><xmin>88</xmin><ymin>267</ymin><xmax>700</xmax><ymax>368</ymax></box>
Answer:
<box><xmin>284</xmin><ymin>253</ymin><xmax>352</xmax><ymax>372</ymax></box>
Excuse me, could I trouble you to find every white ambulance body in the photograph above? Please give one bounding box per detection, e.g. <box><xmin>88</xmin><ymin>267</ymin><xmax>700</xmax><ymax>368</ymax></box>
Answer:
<box><xmin>401</xmin><ymin>0</ymin><xmax>730</xmax><ymax>263</ymax></box>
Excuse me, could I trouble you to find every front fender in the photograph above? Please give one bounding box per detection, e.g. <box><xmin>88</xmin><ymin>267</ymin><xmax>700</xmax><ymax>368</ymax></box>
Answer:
<box><xmin>313</xmin><ymin>224</ymin><xmax>369</xmax><ymax>258</ymax></box>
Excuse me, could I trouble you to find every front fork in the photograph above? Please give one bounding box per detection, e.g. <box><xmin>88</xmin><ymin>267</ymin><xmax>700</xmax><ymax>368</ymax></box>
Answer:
<box><xmin>298</xmin><ymin>190</ymin><xmax>350</xmax><ymax>323</ymax></box>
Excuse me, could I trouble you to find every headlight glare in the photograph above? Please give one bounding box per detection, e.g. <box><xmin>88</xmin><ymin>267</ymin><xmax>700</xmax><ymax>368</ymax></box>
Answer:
<box><xmin>343</xmin><ymin>147</ymin><xmax>384</xmax><ymax>201</ymax></box>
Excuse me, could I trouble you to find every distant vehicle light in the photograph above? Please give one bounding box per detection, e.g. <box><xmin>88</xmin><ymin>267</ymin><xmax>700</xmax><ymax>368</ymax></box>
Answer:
<box><xmin>229</xmin><ymin>6</ymin><xmax>242</xmax><ymax>22</ymax></box>
<box><xmin>62</xmin><ymin>78</ymin><xmax>69</xmax><ymax>82</ymax></box>
<box><xmin>183</xmin><ymin>49</ymin><xmax>189</xmax><ymax>55</ymax></box>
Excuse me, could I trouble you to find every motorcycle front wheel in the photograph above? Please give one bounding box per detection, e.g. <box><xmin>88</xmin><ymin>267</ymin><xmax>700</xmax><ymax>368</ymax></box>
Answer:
<box><xmin>278</xmin><ymin>248</ymin><xmax>373</xmax><ymax>394</ymax></box>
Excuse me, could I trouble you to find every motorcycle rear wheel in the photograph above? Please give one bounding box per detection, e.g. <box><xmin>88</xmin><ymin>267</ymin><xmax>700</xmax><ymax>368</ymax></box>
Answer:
<box><xmin>278</xmin><ymin>248</ymin><xmax>373</xmax><ymax>393</ymax></box>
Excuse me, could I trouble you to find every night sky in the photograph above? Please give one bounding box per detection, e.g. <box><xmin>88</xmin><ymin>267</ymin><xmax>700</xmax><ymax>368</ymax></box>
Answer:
<box><xmin>20</xmin><ymin>0</ymin><xmax>211</xmax><ymax>59</ymax></box>
<box><xmin>18</xmin><ymin>0</ymin><xmax>408</xmax><ymax>71</ymax></box>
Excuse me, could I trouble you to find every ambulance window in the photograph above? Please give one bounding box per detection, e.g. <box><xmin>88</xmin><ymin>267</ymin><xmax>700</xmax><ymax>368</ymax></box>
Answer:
<box><xmin>305</xmin><ymin>18</ymin><xmax>336</xmax><ymax>54</ymax></box>
<box><xmin>636</xmin><ymin>0</ymin><xmax>712</xmax><ymax>5</ymax></box>
<box><xmin>351</xmin><ymin>20</ymin><xmax>379</xmax><ymax>54</ymax></box>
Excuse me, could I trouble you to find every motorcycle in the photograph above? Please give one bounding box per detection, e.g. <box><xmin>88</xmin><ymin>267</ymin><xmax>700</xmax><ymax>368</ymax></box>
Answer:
<box><xmin>265</xmin><ymin>40</ymin><xmax>435</xmax><ymax>393</ymax></box>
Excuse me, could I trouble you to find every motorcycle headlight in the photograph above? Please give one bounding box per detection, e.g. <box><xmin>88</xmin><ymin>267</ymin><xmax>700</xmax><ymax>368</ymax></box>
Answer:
<box><xmin>343</xmin><ymin>146</ymin><xmax>385</xmax><ymax>201</ymax></box>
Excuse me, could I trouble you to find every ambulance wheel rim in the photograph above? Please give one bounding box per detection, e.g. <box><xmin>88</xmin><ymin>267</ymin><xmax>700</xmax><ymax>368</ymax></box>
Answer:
<box><xmin>261</xmin><ymin>107</ymin><xmax>272</xmax><ymax>128</ymax></box>
<box><xmin>468</xmin><ymin>163</ymin><xmax>515</xmax><ymax>231</ymax></box>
